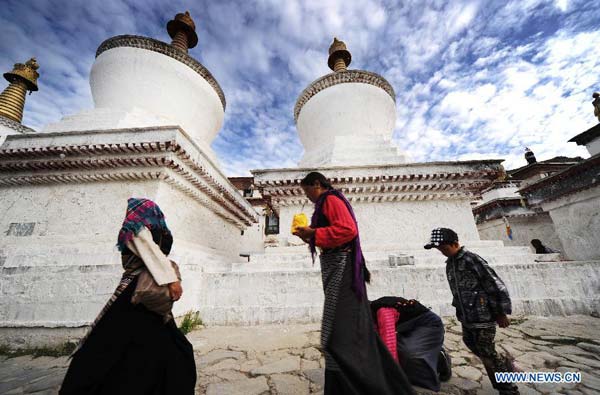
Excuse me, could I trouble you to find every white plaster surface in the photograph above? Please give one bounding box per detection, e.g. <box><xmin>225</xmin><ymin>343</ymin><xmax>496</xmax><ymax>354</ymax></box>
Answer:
<box><xmin>0</xmin><ymin>126</ymin><xmax>258</xmax><ymax>330</ymax></box>
<box><xmin>477</xmin><ymin>214</ymin><xmax>564</xmax><ymax>252</ymax></box>
<box><xmin>542</xmin><ymin>186</ymin><xmax>600</xmax><ymax>260</ymax></box>
<box><xmin>277</xmin><ymin>199</ymin><xmax>480</xmax><ymax>249</ymax></box>
<box><xmin>197</xmin><ymin>259</ymin><xmax>600</xmax><ymax>326</ymax></box>
<box><xmin>239</xmin><ymin>206</ymin><xmax>267</xmax><ymax>254</ymax></box>
<box><xmin>43</xmin><ymin>47</ymin><xmax>224</xmax><ymax>152</ymax></box>
<box><xmin>252</xmin><ymin>161</ymin><xmax>503</xmax><ymax>248</ymax></box>
<box><xmin>296</xmin><ymin>83</ymin><xmax>404</xmax><ymax>167</ymax></box>
<box><xmin>0</xmin><ymin>123</ymin><xmax>24</xmax><ymax>147</ymax></box>
<box><xmin>586</xmin><ymin>137</ymin><xmax>600</xmax><ymax>156</ymax></box>
<box><xmin>480</xmin><ymin>185</ymin><xmax>520</xmax><ymax>203</ymax></box>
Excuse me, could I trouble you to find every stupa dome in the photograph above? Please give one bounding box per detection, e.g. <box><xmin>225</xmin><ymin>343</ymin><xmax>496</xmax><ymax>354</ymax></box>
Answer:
<box><xmin>45</xmin><ymin>11</ymin><xmax>225</xmax><ymax>153</ymax></box>
<box><xmin>294</xmin><ymin>38</ymin><xmax>401</xmax><ymax>167</ymax></box>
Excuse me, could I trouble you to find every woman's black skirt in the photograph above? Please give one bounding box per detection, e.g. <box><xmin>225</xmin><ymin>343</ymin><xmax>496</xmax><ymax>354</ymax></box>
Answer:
<box><xmin>59</xmin><ymin>277</ymin><xmax>196</xmax><ymax>395</ymax></box>
<box><xmin>320</xmin><ymin>251</ymin><xmax>415</xmax><ymax>395</ymax></box>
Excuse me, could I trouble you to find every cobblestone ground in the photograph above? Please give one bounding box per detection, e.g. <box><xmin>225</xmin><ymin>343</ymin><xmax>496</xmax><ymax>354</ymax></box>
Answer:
<box><xmin>1</xmin><ymin>315</ymin><xmax>599</xmax><ymax>394</ymax></box>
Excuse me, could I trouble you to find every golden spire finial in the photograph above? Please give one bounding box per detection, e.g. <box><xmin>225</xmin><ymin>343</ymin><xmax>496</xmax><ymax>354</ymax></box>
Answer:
<box><xmin>0</xmin><ymin>58</ymin><xmax>40</xmax><ymax>123</ymax></box>
<box><xmin>328</xmin><ymin>37</ymin><xmax>351</xmax><ymax>72</ymax></box>
<box><xmin>167</xmin><ymin>11</ymin><xmax>198</xmax><ymax>53</ymax></box>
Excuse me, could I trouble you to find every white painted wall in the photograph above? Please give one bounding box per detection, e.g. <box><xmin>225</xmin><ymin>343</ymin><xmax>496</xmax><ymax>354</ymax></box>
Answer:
<box><xmin>586</xmin><ymin>138</ymin><xmax>600</xmax><ymax>156</ymax></box>
<box><xmin>239</xmin><ymin>206</ymin><xmax>267</xmax><ymax>254</ymax></box>
<box><xmin>481</xmin><ymin>185</ymin><xmax>520</xmax><ymax>203</ymax></box>
<box><xmin>477</xmin><ymin>214</ymin><xmax>563</xmax><ymax>252</ymax></box>
<box><xmin>0</xmin><ymin>177</ymin><xmax>251</xmax><ymax>329</ymax></box>
<box><xmin>276</xmin><ymin>199</ymin><xmax>480</xmax><ymax>250</ymax></box>
<box><xmin>543</xmin><ymin>186</ymin><xmax>600</xmax><ymax>261</ymax></box>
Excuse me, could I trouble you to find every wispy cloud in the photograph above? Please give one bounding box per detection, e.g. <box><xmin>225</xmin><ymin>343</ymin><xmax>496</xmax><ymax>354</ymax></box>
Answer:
<box><xmin>0</xmin><ymin>0</ymin><xmax>598</xmax><ymax>175</ymax></box>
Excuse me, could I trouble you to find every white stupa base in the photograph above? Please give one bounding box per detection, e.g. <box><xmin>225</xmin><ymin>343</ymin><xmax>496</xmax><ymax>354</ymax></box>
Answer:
<box><xmin>42</xmin><ymin>107</ymin><xmax>219</xmax><ymax>164</ymax></box>
<box><xmin>299</xmin><ymin>134</ymin><xmax>409</xmax><ymax>167</ymax></box>
<box><xmin>0</xmin><ymin>126</ymin><xmax>258</xmax><ymax>339</ymax></box>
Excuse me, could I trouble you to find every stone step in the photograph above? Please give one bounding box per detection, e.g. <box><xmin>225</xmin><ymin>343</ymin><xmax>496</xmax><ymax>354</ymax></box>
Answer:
<box><xmin>230</xmin><ymin>253</ymin><xmax>562</xmax><ymax>272</ymax></box>
<box><xmin>249</xmin><ymin>246</ymin><xmax>540</xmax><ymax>263</ymax></box>
<box><xmin>198</xmin><ymin>260</ymin><xmax>600</xmax><ymax>326</ymax></box>
<box><xmin>265</xmin><ymin>240</ymin><xmax>508</xmax><ymax>253</ymax></box>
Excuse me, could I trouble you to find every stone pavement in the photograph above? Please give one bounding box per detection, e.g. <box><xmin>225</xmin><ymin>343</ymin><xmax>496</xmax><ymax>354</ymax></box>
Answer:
<box><xmin>1</xmin><ymin>315</ymin><xmax>600</xmax><ymax>394</ymax></box>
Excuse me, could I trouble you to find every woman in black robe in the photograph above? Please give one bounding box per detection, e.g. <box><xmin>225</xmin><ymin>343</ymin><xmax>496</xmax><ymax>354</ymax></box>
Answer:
<box><xmin>294</xmin><ymin>172</ymin><xmax>414</xmax><ymax>395</ymax></box>
<box><xmin>60</xmin><ymin>198</ymin><xmax>196</xmax><ymax>395</ymax></box>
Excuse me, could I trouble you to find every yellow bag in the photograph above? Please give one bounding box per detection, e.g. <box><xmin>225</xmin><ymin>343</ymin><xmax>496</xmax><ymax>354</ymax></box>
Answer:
<box><xmin>291</xmin><ymin>213</ymin><xmax>308</xmax><ymax>234</ymax></box>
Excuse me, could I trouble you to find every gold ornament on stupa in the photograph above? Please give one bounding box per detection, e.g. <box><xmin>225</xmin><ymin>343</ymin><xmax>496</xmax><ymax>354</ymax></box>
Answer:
<box><xmin>0</xmin><ymin>58</ymin><xmax>39</xmax><ymax>123</ymax></box>
<box><xmin>167</xmin><ymin>11</ymin><xmax>198</xmax><ymax>53</ymax></box>
<box><xmin>328</xmin><ymin>37</ymin><xmax>352</xmax><ymax>72</ymax></box>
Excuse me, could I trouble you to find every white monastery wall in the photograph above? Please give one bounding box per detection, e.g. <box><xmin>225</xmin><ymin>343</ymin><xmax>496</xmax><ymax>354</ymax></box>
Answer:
<box><xmin>277</xmin><ymin>199</ymin><xmax>479</xmax><ymax>249</ymax></box>
<box><xmin>0</xmin><ymin>181</ymin><xmax>159</xmax><ymax>245</ymax></box>
<box><xmin>543</xmin><ymin>186</ymin><xmax>600</xmax><ymax>261</ymax></box>
<box><xmin>477</xmin><ymin>215</ymin><xmax>563</xmax><ymax>252</ymax></box>
<box><xmin>0</xmin><ymin>178</ymin><xmax>249</xmax><ymax>330</ymax></box>
<box><xmin>586</xmin><ymin>138</ymin><xmax>600</xmax><ymax>156</ymax></box>
<box><xmin>156</xmin><ymin>182</ymin><xmax>246</xmax><ymax>254</ymax></box>
<box><xmin>481</xmin><ymin>186</ymin><xmax>520</xmax><ymax>202</ymax></box>
<box><xmin>239</xmin><ymin>206</ymin><xmax>267</xmax><ymax>254</ymax></box>
<box><xmin>0</xmin><ymin>126</ymin><xmax>259</xmax><ymax>336</ymax></box>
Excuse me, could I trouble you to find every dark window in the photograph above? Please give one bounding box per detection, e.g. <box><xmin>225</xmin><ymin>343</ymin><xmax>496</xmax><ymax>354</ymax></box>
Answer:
<box><xmin>243</xmin><ymin>188</ymin><xmax>253</xmax><ymax>197</ymax></box>
<box><xmin>265</xmin><ymin>212</ymin><xmax>280</xmax><ymax>235</ymax></box>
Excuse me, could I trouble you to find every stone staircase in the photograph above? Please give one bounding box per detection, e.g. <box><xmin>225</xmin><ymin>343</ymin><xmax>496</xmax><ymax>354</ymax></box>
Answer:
<box><xmin>195</xmin><ymin>242</ymin><xmax>599</xmax><ymax>326</ymax></box>
<box><xmin>227</xmin><ymin>242</ymin><xmax>561</xmax><ymax>272</ymax></box>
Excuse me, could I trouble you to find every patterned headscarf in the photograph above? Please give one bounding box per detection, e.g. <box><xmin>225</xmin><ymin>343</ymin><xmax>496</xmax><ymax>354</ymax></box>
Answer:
<box><xmin>117</xmin><ymin>198</ymin><xmax>172</xmax><ymax>253</ymax></box>
<box><xmin>309</xmin><ymin>189</ymin><xmax>369</xmax><ymax>300</ymax></box>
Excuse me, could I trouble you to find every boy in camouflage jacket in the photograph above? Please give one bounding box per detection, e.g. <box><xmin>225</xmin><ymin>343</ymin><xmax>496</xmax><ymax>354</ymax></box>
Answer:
<box><xmin>425</xmin><ymin>228</ymin><xmax>519</xmax><ymax>395</ymax></box>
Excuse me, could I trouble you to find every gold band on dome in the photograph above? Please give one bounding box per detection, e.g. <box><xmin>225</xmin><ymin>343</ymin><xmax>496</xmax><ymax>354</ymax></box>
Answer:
<box><xmin>294</xmin><ymin>70</ymin><xmax>396</xmax><ymax>122</ymax></box>
<box><xmin>96</xmin><ymin>35</ymin><xmax>226</xmax><ymax>110</ymax></box>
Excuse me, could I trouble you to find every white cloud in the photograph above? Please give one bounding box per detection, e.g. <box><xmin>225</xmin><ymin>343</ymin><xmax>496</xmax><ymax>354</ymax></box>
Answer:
<box><xmin>0</xmin><ymin>0</ymin><xmax>597</xmax><ymax>176</ymax></box>
<box><xmin>555</xmin><ymin>0</ymin><xmax>569</xmax><ymax>12</ymax></box>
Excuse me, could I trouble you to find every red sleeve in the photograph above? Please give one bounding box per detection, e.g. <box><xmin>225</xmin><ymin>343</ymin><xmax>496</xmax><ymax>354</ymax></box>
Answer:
<box><xmin>314</xmin><ymin>195</ymin><xmax>358</xmax><ymax>249</ymax></box>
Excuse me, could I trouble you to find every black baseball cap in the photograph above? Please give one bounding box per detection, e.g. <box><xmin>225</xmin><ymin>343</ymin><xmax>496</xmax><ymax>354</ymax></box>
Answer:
<box><xmin>424</xmin><ymin>228</ymin><xmax>459</xmax><ymax>249</ymax></box>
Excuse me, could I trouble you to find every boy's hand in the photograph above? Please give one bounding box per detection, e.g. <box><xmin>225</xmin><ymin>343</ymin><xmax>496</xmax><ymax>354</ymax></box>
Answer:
<box><xmin>496</xmin><ymin>314</ymin><xmax>510</xmax><ymax>328</ymax></box>
<box><xmin>293</xmin><ymin>226</ymin><xmax>316</xmax><ymax>242</ymax></box>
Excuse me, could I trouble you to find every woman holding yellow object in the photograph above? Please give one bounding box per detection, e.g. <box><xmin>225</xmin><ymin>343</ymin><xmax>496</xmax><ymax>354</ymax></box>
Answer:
<box><xmin>293</xmin><ymin>172</ymin><xmax>414</xmax><ymax>395</ymax></box>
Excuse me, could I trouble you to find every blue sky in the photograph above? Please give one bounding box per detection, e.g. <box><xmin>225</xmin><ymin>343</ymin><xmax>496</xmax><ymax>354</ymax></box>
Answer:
<box><xmin>1</xmin><ymin>0</ymin><xmax>599</xmax><ymax>175</ymax></box>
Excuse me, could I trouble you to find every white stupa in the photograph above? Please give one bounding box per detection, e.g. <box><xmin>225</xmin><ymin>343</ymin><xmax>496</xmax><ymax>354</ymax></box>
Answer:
<box><xmin>0</xmin><ymin>12</ymin><xmax>258</xmax><ymax>346</ymax></box>
<box><xmin>295</xmin><ymin>38</ymin><xmax>407</xmax><ymax>167</ymax></box>
<box><xmin>43</xmin><ymin>11</ymin><xmax>224</xmax><ymax>161</ymax></box>
<box><xmin>252</xmin><ymin>38</ymin><xmax>501</xmax><ymax>248</ymax></box>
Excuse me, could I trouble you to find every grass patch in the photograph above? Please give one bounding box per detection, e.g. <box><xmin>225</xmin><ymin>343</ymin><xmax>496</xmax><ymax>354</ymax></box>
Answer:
<box><xmin>179</xmin><ymin>311</ymin><xmax>203</xmax><ymax>335</ymax></box>
<box><xmin>0</xmin><ymin>341</ymin><xmax>77</xmax><ymax>358</ymax></box>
